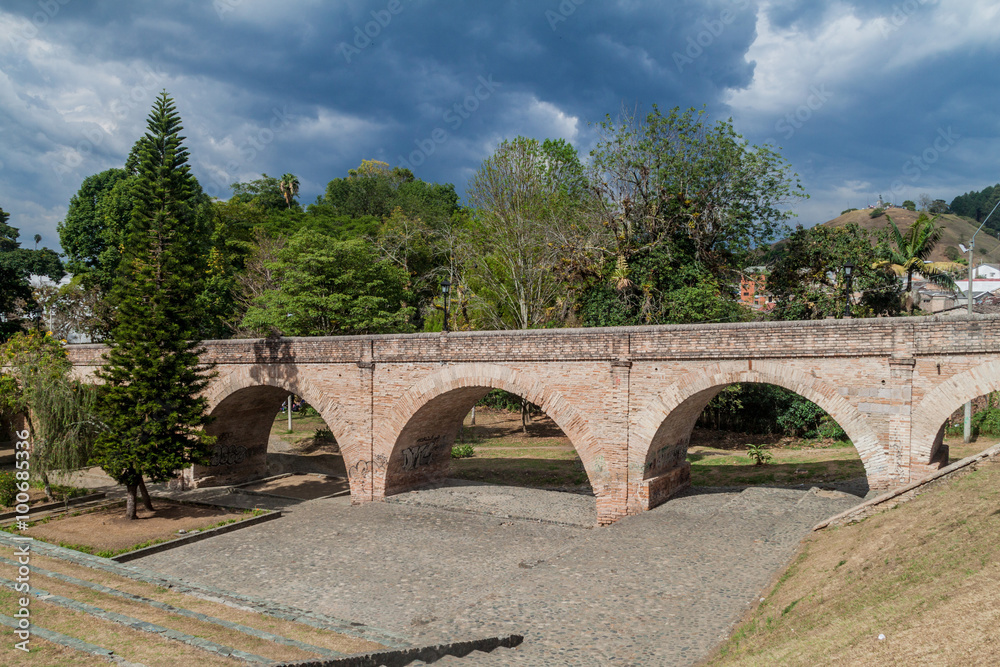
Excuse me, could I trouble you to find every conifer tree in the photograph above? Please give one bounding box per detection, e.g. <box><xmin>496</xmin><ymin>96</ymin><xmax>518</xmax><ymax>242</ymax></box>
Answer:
<box><xmin>94</xmin><ymin>92</ymin><xmax>215</xmax><ymax>520</ymax></box>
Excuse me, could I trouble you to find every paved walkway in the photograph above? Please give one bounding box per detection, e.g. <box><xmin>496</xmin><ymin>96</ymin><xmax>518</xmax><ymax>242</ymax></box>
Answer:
<box><xmin>124</xmin><ymin>480</ymin><xmax>862</xmax><ymax>666</ymax></box>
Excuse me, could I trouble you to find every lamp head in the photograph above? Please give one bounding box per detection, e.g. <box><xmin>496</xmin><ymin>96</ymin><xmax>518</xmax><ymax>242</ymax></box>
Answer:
<box><xmin>844</xmin><ymin>261</ymin><xmax>854</xmax><ymax>277</ymax></box>
<box><xmin>441</xmin><ymin>279</ymin><xmax>451</xmax><ymax>296</ymax></box>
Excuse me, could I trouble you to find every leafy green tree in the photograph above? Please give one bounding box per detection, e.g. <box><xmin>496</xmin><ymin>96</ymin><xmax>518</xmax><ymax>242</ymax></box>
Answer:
<box><xmin>462</xmin><ymin>136</ymin><xmax>592</xmax><ymax>330</ymax></box>
<box><xmin>229</xmin><ymin>173</ymin><xmax>293</xmax><ymax>213</ymax></box>
<box><xmin>58</xmin><ymin>168</ymin><xmax>132</xmax><ymax>283</ymax></box>
<box><xmin>902</xmin><ymin>200</ymin><xmax>916</xmax><ymax>211</ymax></box>
<box><xmin>93</xmin><ymin>92</ymin><xmax>215</xmax><ymax>520</ymax></box>
<box><xmin>767</xmin><ymin>223</ymin><xmax>902</xmax><ymax>320</ymax></box>
<box><xmin>0</xmin><ymin>332</ymin><xmax>99</xmax><ymax>500</ymax></box>
<box><xmin>241</xmin><ymin>229</ymin><xmax>414</xmax><ymax>336</ymax></box>
<box><xmin>951</xmin><ymin>184</ymin><xmax>1000</xmax><ymax>232</ymax></box>
<box><xmin>318</xmin><ymin>160</ymin><xmax>459</xmax><ymax>227</ymax></box>
<box><xmin>0</xmin><ymin>207</ymin><xmax>65</xmax><ymax>339</ymax></box>
<box><xmin>582</xmin><ymin>106</ymin><xmax>805</xmax><ymax>326</ymax></box>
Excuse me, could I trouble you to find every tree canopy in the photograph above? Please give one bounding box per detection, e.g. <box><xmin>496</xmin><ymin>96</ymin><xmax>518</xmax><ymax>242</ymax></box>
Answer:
<box><xmin>93</xmin><ymin>92</ymin><xmax>216</xmax><ymax>520</ymax></box>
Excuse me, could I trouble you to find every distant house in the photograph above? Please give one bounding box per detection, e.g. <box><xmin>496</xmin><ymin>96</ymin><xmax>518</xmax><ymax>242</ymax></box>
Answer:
<box><xmin>974</xmin><ymin>263</ymin><xmax>1000</xmax><ymax>280</ymax></box>
<box><xmin>739</xmin><ymin>267</ymin><xmax>772</xmax><ymax>309</ymax></box>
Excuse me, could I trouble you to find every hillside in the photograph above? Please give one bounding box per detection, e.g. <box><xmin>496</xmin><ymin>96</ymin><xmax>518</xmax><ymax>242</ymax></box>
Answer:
<box><xmin>706</xmin><ymin>454</ymin><xmax>1000</xmax><ymax>665</ymax></box>
<box><xmin>821</xmin><ymin>208</ymin><xmax>1000</xmax><ymax>264</ymax></box>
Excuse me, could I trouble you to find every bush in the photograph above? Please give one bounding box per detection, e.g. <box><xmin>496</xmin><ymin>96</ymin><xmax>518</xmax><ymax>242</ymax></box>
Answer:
<box><xmin>841</xmin><ymin>208</ymin><xmax>858</xmax><ymax>215</ymax></box>
<box><xmin>869</xmin><ymin>207</ymin><xmax>885</xmax><ymax>219</ymax></box>
<box><xmin>313</xmin><ymin>427</ymin><xmax>335</xmax><ymax>443</ymax></box>
<box><xmin>0</xmin><ymin>471</ymin><xmax>17</xmax><ymax>507</ymax></box>
<box><xmin>973</xmin><ymin>407</ymin><xmax>1000</xmax><ymax>436</ymax></box>
<box><xmin>816</xmin><ymin>415</ymin><xmax>847</xmax><ymax>441</ymax></box>
<box><xmin>776</xmin><ymin>396</ymin><xmax>826</xmax><ymax>437</ymax></box>
<box><xmin>451</xmin><ymin>444</ymin><xmax>475</xmax><ymax>459</ymax></box>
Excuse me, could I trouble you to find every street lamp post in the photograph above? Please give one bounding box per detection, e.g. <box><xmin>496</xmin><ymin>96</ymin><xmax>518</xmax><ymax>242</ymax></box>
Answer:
<box><xmin>441</xmin><ymin>279</ymin><xmax>451</xmax><ymax>333</ymax></box>
<box><xmin>843</xmin><ymin>261</ymin><xmax>854</xmax><ymax>319</ymax></box>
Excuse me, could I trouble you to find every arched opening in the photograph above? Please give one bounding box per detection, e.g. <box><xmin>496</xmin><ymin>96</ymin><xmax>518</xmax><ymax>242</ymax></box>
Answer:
<box><xmin>685</xmin><ymin>383</ymin><xmax>867</xmax><ymax>493</ymax></box>
<box><xmin>378</xmin><ymin>366</ymin><xmax>604</xmax><ymax>525</ymax></box>
<box><xmin>911</xmin><ymin>360</ymin><xmax>1000</xmax><ymax>477</ymax></box>
<box><xmin>191</xmin><ymin>385</ymin><xmax>349</xmax><ymax>500</ymax></box>
<box><xmin>631</xmin><ymin>363</ymin><xmax>885</xmax><ymax>509</ymax></box>
<box><xmin>452</xmin><ymin>390</ymin><xmax>592</xmax><ymax>491</ymax></box>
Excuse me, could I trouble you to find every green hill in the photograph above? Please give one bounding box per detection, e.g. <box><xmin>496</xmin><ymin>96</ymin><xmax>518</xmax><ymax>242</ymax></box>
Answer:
<box><xmin>821</xmin><ymin>208</ymin><xmax>1000</xmax><ymax>264</ymax></box>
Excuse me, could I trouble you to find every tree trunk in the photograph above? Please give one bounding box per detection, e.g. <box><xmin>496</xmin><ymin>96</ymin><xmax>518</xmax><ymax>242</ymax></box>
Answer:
<box><xmin>41</xmin><ymin>471</ymin><xmax>53</xmax><ymax>502</ymax></box>
<box><xmin>125</xmin><ymin>484</ymin><xmax>138</xmax><ymax>520</ymax></box>
<box><xmin>138</xmin><ymin>477</ymin><xmax>154</xmax><ymax>511</ymax></box>
<box><xmin>521</xmin><ymin>397</ymin><xmax>532</xmax><ymax>434</ymax></box>
<box><xmin>470</xmin><ymin>405</ymin><xmax>476</xmax><ymax>425</ymax></box>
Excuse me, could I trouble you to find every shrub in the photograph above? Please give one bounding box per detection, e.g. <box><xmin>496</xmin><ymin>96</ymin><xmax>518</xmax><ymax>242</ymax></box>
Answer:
<box><xmin>451</xmin><ymin>444</ymin><xmax>475</xmax><ymax>459</ymax></box>
<box><xmin>313</xmin><ymin>427</ymin><xmax>335</xmax><ymax>442</ymax></box>
<box><xmin>0</xmin><ymin>471</ymin><xmax>17</xmax><ymax>507</ymax></box>
<box><xmin>841</xmin><ymin>208</ymin><xmax>858</xmax><ymax>215</ymax></box>
<box><xmin>869</xmin><ymin>207</ymin><xmax>886</xmax><ymax>219</ymax></box>
<box><xmin>973</xmin><ymin>407</ymin><xmax>1000</xmax><ymax>436</ymax></box>
<box><xmin>816</xmin><ymin>415</ymin><xmax>847</xmax><ymax>441</ymax></box>
<box><xmin>746</xmin><ymin>444</ymin><xmax>772</xmax><ymax>466</ymax></box>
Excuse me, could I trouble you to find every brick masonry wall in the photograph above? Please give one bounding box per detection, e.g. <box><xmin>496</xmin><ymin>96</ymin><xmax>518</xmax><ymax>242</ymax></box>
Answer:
<box><xmin>63</xmin><ymin>314</ymin><xmax>1000</xmax><ymax>525</ymax></box>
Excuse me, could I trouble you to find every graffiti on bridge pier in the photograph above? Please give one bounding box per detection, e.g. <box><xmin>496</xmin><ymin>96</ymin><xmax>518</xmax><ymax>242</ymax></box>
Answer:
<box><xmin>210</xmin><ymin>444</ymin><xmax>248</xmax><ymax>467</ymax></box>
<box><xmin>349</xmin><ymin>453</ymin><xmax>387</xmax><ymax>480</ymax></box>
<box><xmin>402</xmin><ymin>435</ymin><xmax>443</xmax><ymax>471</ymax></box>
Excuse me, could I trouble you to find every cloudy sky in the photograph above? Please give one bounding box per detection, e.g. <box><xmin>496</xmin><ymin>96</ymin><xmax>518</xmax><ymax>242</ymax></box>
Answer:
<box><xmin>2</xmin><ymin>0</ymin><xmax>999</xmax><ymax>252</ymax></box>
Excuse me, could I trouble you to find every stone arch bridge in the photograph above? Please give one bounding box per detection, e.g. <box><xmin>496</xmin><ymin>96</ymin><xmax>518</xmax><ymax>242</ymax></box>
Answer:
<box><xmin>65</xmin><ymin>315</ymin><xmax>1000</xmax><ymax>525</ymax></box>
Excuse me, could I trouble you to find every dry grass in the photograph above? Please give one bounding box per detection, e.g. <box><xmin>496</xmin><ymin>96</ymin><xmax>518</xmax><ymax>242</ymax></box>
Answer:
<box><xmin>0</xmin><ymin>587</ymin><xmax>240</xmax><ymax>666</ymax></box>
<box><xmin>2</xmin><ymin>636</ymin><xmax>111</xmax><ymax>666</ymax></box>
<box><xmin>3</xmin><ymin>549</ymin><xmax>385</xmax><ymax>655</ymax></box>
<box><xmin>706</xmin><ymin>458</ymin><xmax>1000</xmax><ymax>666</ymax></box>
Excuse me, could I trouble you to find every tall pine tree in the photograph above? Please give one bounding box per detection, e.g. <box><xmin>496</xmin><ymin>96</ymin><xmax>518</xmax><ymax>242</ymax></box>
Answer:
<box><xmin>94</xmin><ymin>92</ymin><xmax>215</xmax><ymax>519</ymax></box>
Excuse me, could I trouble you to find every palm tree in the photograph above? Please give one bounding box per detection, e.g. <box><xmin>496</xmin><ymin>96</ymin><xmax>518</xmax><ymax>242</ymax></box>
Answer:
<box><xmin>874</xmin><ymin>214</ymin><xmax>962</xmax><ymax>312</ymax></box>
<box><xmin>33</xmin><ymin>233</ymin><xmax>41</xmax><ymax>249</ymax></box>
<box><xmin>279</xmin><ymin>173</ymin><xmax>299</xmax><ymax>209</ymax></box>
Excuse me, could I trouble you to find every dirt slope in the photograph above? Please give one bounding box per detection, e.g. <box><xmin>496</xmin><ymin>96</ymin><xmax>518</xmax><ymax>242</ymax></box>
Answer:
<box><xmin>706</xmin><ymin>457</ymin><xmax>1000</xmax><ymax>665</ymax></box>
<box><xmin>822</xmin><ymin>208</ymin><xmax>1000</xmax><ymax>264</ymax></box>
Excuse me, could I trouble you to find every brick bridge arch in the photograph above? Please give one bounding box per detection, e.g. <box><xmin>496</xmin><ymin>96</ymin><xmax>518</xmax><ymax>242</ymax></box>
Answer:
<box><xmin>65</xmin><ymin>315</ymin><xmax>1000</xmax><ymax>524</ymax></box>
<box><xmin>628</xmin><ymin>361</ymin><xmax>886</xmax><ymax>510</ymax></box>
<box><xmin>194</xmin><ymin>365</ymin><xmax>367</xmax><ymax>494</ymax></box>
<box><xmin>373</xmin><ymin>363</ymin><xmax>607</xmax><ymax>501</ymax></box>
<box><xmin>910</xmin><ymin>359</ymin><xmax>1000</xmax><ymax>465</ymax></box>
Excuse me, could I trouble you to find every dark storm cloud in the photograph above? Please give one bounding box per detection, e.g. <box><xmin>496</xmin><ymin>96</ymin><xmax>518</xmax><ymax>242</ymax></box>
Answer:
<box><xmin>0</xmin><ymin>0</ymin><xmax>997</xmax><ymax>248</ymax></box>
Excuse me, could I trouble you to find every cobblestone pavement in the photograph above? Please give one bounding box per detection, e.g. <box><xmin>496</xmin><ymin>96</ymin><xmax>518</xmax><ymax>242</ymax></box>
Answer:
<box><xmin>130</xmin><ymin>481</ymin><xmax>861</xmax><ymax>666</ymax></box>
